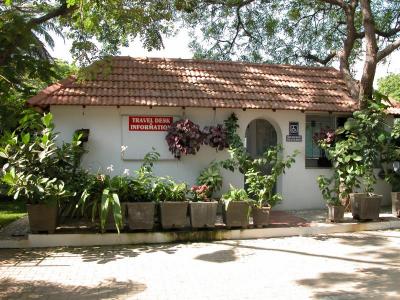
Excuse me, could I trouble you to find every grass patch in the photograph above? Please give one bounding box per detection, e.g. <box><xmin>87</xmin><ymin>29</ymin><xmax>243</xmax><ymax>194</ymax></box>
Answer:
<box><xmin>0</xmin><ymin>199</ymin><xmax>26</xmax><ymax>229</ymax></box>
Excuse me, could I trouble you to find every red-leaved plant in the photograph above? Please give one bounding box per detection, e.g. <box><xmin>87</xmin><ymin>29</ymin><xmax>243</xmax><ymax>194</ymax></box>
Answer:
<box><xmin>313</xmin><ymin>128</ymin><xmax>336</xmax><ymax>145</ymax></box>
<box><xmin>191</xmin><ymin>184</ymin><xmax>210</xmax><ymax>202</ymax></box>
<box><xmin>203</xmin><ymin>124</ymin><xmax>229</xmax><ymax>151</ymax></box>
<box><xmin>166</xmin><ymin>119</ymin><xmax>204</xmax><ymax>158</ymax></box>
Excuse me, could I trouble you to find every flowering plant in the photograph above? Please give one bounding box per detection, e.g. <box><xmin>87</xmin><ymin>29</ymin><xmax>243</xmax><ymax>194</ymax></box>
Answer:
<box><xmin>203</xmin><ymin>124</ymin><xmax>229</xmax><ymax>151</ymax></box>
<box><xmin>313</xmin><ymin>128</ymin><xmax>336</xmax><ymax>146</ymax></box>
<box><xmin>166</xmin><ymin>119</ymin><xmax>204</xmax><ymax>158</ymax></box>
<box><xmin>191</xmin><ymin>184</ymin><xmax>210</xmax><ymax>202</ymax></box>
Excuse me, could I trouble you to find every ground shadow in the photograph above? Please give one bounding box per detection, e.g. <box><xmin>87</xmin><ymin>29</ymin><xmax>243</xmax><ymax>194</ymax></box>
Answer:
<box><xmin>297</xmin><ymin>267</ymin><xmax>400</xmax><ymax>299</ymax></box>
<box><xmin>0</xmin><ymin>277</ymin><xmax>146</xmax><ymax>300</ymax></box>
<box><xmin>0</xmin><ymin>243</ymin><xmax>183</xmax><ymax>266</ymax></box>
<box><xmin>195</xmin><ymin>249</ymin><xmax>237</xmax><ymax>263</ymax></box>
<box><xmin>312</xmin><ymin>232</ymin><xmax>391</xmax><ymax>247</ymax></box>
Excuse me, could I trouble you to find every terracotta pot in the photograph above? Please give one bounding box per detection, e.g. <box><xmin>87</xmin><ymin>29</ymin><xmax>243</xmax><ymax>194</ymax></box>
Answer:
<box><xmin>392</xmin><ymin>192</ymin><xmax>400</xmax><ymax>218</ymax></box>
<box><xmin>126</xmin><ymin>202</ymin><xmax>155</xmax><ymax>230</ymax></box>
<box><xmin>223</xmin><ymin>201</ymin><xmax>249</xmax><ymax>229</ymax></box>
<box><xmin>252</xmin><ymin>206</ymin><xmax>271</xmax><ymax>228</ymax></box>
<box><xmin>27</xmin><ymin>203</ymin><xmax>58</xmax><ymax>234</ymax></box>
<box><xmin>327</xmin><ymin>205</ymin><xmax>345</xmax><ymax>222</ymax></box>
<box><xmin>189</xmin><ymin>201</ymin><xmax>218</xmax><ymax>228</ymax></box>
<box><xmin>350</xmin><ymin>193</ymin><xmax>382</xmax><ymax>220</ymax></box>
<box><xmin>104</xmin><ymin>202</ymin><xmax>126</xmax><ymax>231</ymax></box>
<box><xmin>160</xmin><ymin>201</ymin><xmax>189</xmax><ymax>229</ymax></box>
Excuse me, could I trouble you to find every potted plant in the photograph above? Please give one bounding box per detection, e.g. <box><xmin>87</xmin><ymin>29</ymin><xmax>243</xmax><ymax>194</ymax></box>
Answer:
<box><xmin>317</xmin><ymin>100</ymin><xmax>387</xmax><ymax>220</ymax></box>
<box><xmin>189</xmin><ymin>184</ymin><xmax>218</xmax><ymax>228</ymax></box>
<box><xmin>156</xmin><ymin>178</ymin><xmax>189</xmax><ymax>229</ymax></box>
<box><xmin>221</xmin><ymin>185</ymin><xmax>250</xmax><ymax>228</ymax></box>
<box><xmin>203</xmin><ymin>124</ymin><xmax>229</xmax><ymax>151</ymax></box>
<box><xmin>317</xmin><ymin>175</ymin><xmax>345</xmax><ymax>222</ymax></box>
<box><xmin>78</xmin><ymin>173</ymin><xmax>124</xmax><ymax>233</ymax></box>
<box><xmin>0</xmin><ymin>112</ymin><xmax>78</xmax><ymax>233</ymax></box>
<box><xmin>197</xmin><ymin>163</ymin><xmax>223</xmax><ymax>199</ymax></box>
<box><xmin>125</xmin><ymin>151</ymin><xmax>160</xmax><ymax>230</ymax></box>
<box><xmin>245</xmin><ymin>145</ymin><xmax>297</xmax><ymax>227</ymax></box>
<box><xmin>165</xmin><ymin>119</ymin><xmax>204</xmax><ymax>159</ymax></box>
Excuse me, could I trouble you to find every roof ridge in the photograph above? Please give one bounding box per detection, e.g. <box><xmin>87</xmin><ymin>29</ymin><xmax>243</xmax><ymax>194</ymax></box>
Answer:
<box><xmin>109</xmin><ymin>56</ymin><xmax>338</xmax><ymax>72</ymax></box>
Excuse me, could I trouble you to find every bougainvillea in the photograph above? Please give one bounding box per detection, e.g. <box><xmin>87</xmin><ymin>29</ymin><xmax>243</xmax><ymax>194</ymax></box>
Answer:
<box><xmin>191</xmin><ymin>184</ymin><xmax>210</xmax><ymax>202</ymax></box>
<box><xmin>166</xmin><ymin>119</ymin><xmax>204</xmax><ymax>158</ymax></box>
<box><xmin>203</xmin><ymin>124</ymin><xmax>229</xmax><ymax>151</ymax></box>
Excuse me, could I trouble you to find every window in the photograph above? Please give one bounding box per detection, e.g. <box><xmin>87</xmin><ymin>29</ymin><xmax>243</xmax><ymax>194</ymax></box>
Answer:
<box><xmin>305</xmin><ymin>115</ymin><xmax>349</xmax><ymax>168</ymax></box>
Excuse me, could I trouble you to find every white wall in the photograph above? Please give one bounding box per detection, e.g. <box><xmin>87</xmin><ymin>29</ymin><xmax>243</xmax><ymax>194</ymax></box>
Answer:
<box><xmin>51</xmin><ymin>105</ymin><xmax>391</xmax><ymax>210</ymax></box>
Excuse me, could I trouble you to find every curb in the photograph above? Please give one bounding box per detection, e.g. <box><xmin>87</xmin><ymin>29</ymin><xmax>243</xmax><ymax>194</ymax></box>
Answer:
<box><xmin>1</xmin><ymin>218</ymin><xmax>400</xmax><ymax>249</ymax></box>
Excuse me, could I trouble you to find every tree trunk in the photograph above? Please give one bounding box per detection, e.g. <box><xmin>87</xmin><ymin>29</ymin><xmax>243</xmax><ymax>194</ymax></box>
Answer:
<box><xmin>359</xmin><ymin>0</ymin><xmax>378</xmax><ymax>108</ymax></box>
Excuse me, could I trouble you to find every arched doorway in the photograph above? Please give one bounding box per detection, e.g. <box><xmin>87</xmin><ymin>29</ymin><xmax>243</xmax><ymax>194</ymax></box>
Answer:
<box><xmin>245</xmin><ymin>119</ymin><xmax>278</xmax><ymax>193</ymax></box>
<box><xmin>245</xmin><ymin>119</ymin><xmax>277</xmax><ymax>158</ymax></box>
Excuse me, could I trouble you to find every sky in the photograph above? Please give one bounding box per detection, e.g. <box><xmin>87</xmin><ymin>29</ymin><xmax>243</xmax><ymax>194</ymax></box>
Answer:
<box><xmin>49</xmin><ymin>30</ymin><xmax>400</xmax><ymax>85</ymax></box>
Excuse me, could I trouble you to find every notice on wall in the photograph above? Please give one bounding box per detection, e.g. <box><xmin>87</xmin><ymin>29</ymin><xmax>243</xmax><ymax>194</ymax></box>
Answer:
<box><xmin>122</xmin><ymin>115</ymin><xmax>177</xmax><ymax>160</ymax></box>
<box><xmin>286</xmin><ymin>121</ymin><xmax>302</xmax><ymax>142</ymax></box>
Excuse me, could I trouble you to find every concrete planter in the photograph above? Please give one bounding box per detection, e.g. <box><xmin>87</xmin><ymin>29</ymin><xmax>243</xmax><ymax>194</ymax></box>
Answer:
<box><xmin>223</xmin><ymin>201</ymin><xmax>249</xmax><ymax>229</ymax></box>
<box><xmin>350</xmin><ymin>193</ymin><xmax>382</xmax><ymax>221</ymax></box>
<box><xmin>105</xmin><ymin>203</ymin><xmax>126</xmax><ymax>231</ymax></box>
<box><xmin>27</xmin><ymin>203</ymin><xmax>58</xmax><ymax>234</ymax></box>
<box><xmin>252</xmin><ymin>206</ymin><xmax>271</xmax><ymax>228</ymax></box>
<box><xmin>126</xmin><ymin>202</ymin><xmax>155</xmax><ymax>230</ymax></box>
<box><xmin>327</xmin><ymin>205</ymin><xmax>345</xmax><ymax>222</ymax></box>
<box><xmin>160</xmin><ymin>201</ymin><xmax>189</xmax><ymax>229</ymax></box>
<box><xmin>189</xmin><ymin>201</ymin><xmax>218</xmax><ymax>228</ymax></box>
<box><xmin>392</xmin><ymin>192</ymin><xmax>400</xmax><ymax>218</ymax></box>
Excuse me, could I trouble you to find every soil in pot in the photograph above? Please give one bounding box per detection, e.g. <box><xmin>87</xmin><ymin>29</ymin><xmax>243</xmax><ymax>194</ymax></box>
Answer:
<box><xmin>223</xmin><ymin>202</ymin><xmax>249</xmax><ymax>229</ymax></box>
<box><xmin>392</xmin><ymin>192</ymin><xmax>400</xmax><ymax>218</ymax></box>
<box><xmin>252</xmin><ymin>206</ymin><xmax>271</xmax><ymax>228</ymax></box>
<box><xmin>189</xmin><ymin>201</ymin><xmax>218</xmax><ymax>228</ymax></box>
<box><xmin>160</xmin><ymin>202</ymin><xmax>189</xmax><ymax>229</ymax></box>
<box><xmin>350</xmin><ymin>193</ymin><xmax>382</xmax><ymax>221</ymax></box>
<box><xmin>327</xmin><ymin>205</ymin><xmax>345</xmax><ymax>222</ymax></box>
<box><xmin>126</xmin><ymin>202</ymin><xmax>155</xmax><ymax>230</ymax></box>
<box><xmin>27</xmin><ymin>203</ymin><xmax>58</xmax><ymax>234</ymax></box>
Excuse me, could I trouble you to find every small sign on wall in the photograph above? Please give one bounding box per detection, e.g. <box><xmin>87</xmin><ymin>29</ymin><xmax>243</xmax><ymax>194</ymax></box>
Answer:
<box><xmin>286</xmin><ymin>121</ymin><xmax>302</xmax><ymax>142</ymax></box>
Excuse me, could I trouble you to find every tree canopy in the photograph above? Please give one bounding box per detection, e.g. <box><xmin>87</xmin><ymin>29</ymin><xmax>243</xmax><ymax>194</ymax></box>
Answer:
<box><xmin>378</xmin><ymin>73</ymin><xmax>400</xmax><ymax>101</ymax></box>
<box><xmin>180</xmin><ymin>0</ymin><xmax>400</xmax><ymax>104</ymax></box>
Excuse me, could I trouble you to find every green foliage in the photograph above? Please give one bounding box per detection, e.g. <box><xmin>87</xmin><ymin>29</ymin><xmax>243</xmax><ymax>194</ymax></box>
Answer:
<box><xmin>180</xmin><ymin>1</ymin><xmax>400</xmax><ymax>66</ymax></box>
<box><xmin>0</xmin><ymin>199</ymin><xmax>26</xmax><ymax>229</ymax></box>
<box><xmin>378</xmin><ymin>73</ymin><xmax>400</xmax><ymax>101</ymax></box>
<box><xmin>222</xmin><ymin>185</ymin><xmax>249</xmax><ymax>203</ymax></box>
<box><xmin>152</xmin><ymin>178</ymin><xmax>188</xmax><ymax>202</ymax></box>
<box><xmin>0</xmin><ymin>111</ymin><xmax>82</xmax><ymax>205</ymax></box>
<box><xmin>317</xmin><ymin>98</ymin><xmax>390</xmax><ymax>201</ymax></box>
<box><xmin>221</xmin><ymin>113</ymin><xmax>298</xmax><ymax>208</ymax></box>
<box><xmin>197</xmin><ymin>162</ymin><xmax>223</xmax><ymax>197</ymax></box>
<box><xmin>245</xmin><ymin>145</ymin><xmax>298</xmax><ymax>208</ymax></box>
<box><xmin>317</xmin><ymin>175</ymin><xmax>341</xmax><ymax>206</ymax></box>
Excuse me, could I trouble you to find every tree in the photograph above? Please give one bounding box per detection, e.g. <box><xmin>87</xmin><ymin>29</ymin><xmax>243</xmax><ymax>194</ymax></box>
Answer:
<box><xmin>0</xmin><ymin>0</ymin><xmax>176</xmax><ymax>132</ymax></box>
<box><xmin>378</xmin><ymin>73</ymin><xmax>400</xmax><ymax>101</ymax></box>
<box><xmin>179</xmin><ymin>0</ymin><xmax>400</xmax><ymax>106</ymax></box>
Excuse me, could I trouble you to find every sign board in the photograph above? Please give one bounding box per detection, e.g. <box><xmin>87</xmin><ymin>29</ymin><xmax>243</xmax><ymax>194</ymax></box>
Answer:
<box><xmin>286</xmin><ymin>121</ymin><xmax>302</xmax><ymax>142</ymax></box>
<box><xmin>128</xmin><ymin>116</ymin><xmax>173</xmax><ymax>131</ymax></box>
<box><xmin>122</xmin><ymin>115</ymin><xmax>177</xmax><ymax>160</ymax></box>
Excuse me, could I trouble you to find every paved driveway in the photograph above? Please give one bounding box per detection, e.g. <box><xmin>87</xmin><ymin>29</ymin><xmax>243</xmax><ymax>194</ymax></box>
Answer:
<box><xmin>1</xmin><ymin>230</ymin><xmax>400</xmax><ymax>300</ymax></box>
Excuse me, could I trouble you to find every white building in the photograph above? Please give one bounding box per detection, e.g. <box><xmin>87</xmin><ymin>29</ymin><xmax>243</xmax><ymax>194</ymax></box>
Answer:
<box><xmin>28</xmin><ymin>57</ymin><xmax>394</xmax><ymax>210</ymax></box>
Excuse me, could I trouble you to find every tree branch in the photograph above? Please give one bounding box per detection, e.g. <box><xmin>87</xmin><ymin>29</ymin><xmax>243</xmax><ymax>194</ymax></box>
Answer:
<box><xmin>320</xmin><ymin>0</ymin><xmax>345</xmax><ymax>8</ymax></box>
<box><xmin>27</xmin><ymin>2</ymin><xmax>75</xmax><ymax>26</ymax></box>
<box><xmin>304</xmin><ymin>52</ymin><xmax>337</xmax><ymax>65</ymax></box>
<box><xmin>377</xmin><ymin>39</ymin><xmax>400</xmax><ymax>62</ymax></box>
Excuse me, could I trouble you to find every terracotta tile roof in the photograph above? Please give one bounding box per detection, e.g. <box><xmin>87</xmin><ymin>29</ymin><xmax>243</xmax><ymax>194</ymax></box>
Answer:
<box><xmin>28</xmin><ymin>56</ymin><xmax>360</xmax><ymax>112</ymax></box>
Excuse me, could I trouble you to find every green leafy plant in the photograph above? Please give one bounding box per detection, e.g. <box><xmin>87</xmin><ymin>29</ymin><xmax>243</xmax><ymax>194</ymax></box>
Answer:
<box><xmin>0</xmin><ymin>111</ymin><xmax>79</xmax><ymax>205</ymax></box>
<box><xmin>78</xmin><ymin>173</ymin><xmax>123</xmax><ymax>233</ymax></box>
<box><xmin>317</xmin><ymin>175</ymin><xmax>341</xmax><ymax>206</ymax></box>
<box><xmin>152</xmin><ymin>177</ymin><xmax>188</xmax><ymax>202</ymax></box>
<box><xmin>222</xmin><ymin>185</ymin><xmax>249</xmax><ymax>208</ymax></box>
<box><xmin>317</xmin><ymin>98</ymin><xmax>389</xmax><ymax>204</ymax></box>
<box><xmin>197</xmin><ymin>163</ymin><xmax>223</xmax><ymax>197</ymax></box>
<box><xmin>245</xmin><ymin>145</ymin><xmax>298</xmax><ymax>208</ymax></box>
